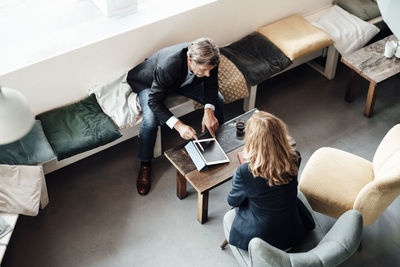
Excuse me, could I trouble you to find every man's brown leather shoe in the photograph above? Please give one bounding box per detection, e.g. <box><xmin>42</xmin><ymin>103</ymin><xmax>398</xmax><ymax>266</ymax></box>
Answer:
<box><xmin>137</xmin><ymin>165</ymin><xmax>151</xmax><ymax>195</ymax></box>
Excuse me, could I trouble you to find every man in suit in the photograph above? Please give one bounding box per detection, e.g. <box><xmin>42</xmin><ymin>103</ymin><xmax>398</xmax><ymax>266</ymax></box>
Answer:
<box><xmin>127</xmin><ymin>38</ymin><xmax>224</xmax><ymax>195</ymax></box>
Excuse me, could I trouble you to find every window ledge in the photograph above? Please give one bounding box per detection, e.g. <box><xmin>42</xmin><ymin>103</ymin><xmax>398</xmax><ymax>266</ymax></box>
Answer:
<box><xmin>0</xmin><ymin>0</ymin><xmax>216</xmax><ymax>76</ymax></box>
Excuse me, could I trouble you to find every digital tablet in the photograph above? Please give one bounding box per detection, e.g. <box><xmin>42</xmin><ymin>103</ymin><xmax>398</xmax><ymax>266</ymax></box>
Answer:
<box><xmin>193</xmin><ymin>138</ymin><xmax>230</xmax><ymax>165</ymax></box>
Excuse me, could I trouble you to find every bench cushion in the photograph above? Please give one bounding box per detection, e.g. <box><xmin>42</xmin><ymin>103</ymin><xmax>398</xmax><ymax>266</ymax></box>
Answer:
<box><xmin>0</xmin><ymin>120</ymin><xmax>55</xmax><ymax>165</ymax></box>
<box><xmin>257</xmin><ymin>14</ymin><xmax>333</xmax><ymax>60</ymax></box>
<box><xmin>218</xmin><ymin>54</ymin><xmax>249</xmax><ymax>104</ymax></box>
<box><xmin>334</xmin><ymin>0</ymin><xmax>380</xmax><ymax>21</ymax></box>
<box><xmin>194</xmin><ymin>54</ymin><xmax>249</xmax><ymax>109</ymax></box>
<box><xmin>37</xmin><ymin>94</ymin><xmax>122</xmax><ymax>160</ymax></box>
<box><xmin>220</xmin><ymin>32</ymin><xmax>292</xmax><ymax>86</ymax></box>
<box><xmin>0</xmin><ymin>165</ymin><xmax>44</xmax><ymax>216</ymax></box>
<box><xmin>89</xmin><ymin>73</ymin><xmax>142</xmax><ymax>130</ymax></box>
<box><xmin>312</xmin><ymin>5</ymin><xmax>379</xmax><ymax>56</ymax></box>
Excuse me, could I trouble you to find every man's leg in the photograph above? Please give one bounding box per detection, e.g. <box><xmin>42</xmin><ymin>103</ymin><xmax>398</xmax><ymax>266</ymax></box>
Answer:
<box><xmin>137</xmin><ymin>88</ymin><xmax>159</xmax><ymax>195</ymax></box>
<box><xmin>178</xmin><ymin>84</ymin><xmax>224</xmax><ymax>125</ymax></box>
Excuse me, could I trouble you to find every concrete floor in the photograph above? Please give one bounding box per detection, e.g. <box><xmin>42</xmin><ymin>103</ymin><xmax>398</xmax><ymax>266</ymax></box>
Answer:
<box><xmin>3</xmin><ymin>62</ymin><xmax>400</xmax><ymax>267</ymax></box>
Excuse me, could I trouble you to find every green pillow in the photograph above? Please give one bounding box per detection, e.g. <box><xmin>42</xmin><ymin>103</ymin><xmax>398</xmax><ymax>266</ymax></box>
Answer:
<box><xmin>0</xmin><ymin>120</ymin><xmax>56</xmax><ymax>165</ymax></box>
<box><xmin>36</xmin><ymin>94</ymin><xmax>122</xmax><ymax>160</ymax></box>
<box><xmin>334</xmin><ymin>0</ymin><xmax>380</xmax><ymax>21</ymax></box>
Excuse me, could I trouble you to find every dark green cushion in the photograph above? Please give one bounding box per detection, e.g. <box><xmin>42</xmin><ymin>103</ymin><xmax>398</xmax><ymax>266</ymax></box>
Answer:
<box><xmin>334</xmin><ymin>0</ymin><xmax>380</xmax><ymax>21</ymax></box>
<box><xmin>0</xmin><ymin>120</ymin><xmax>56</xmax><ymax>165</ymax></box>
<box><xmin>36</xmin><ymin>94</ymin><xmax>122</xmax><ymax>160</ymax></box>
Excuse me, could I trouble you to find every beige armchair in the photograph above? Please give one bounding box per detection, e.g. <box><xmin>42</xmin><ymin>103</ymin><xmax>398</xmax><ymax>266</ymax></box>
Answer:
<box><xmin>299</xmin><ymin>124</ymin><xmax>400</xmax><ymax>226</ymax></box>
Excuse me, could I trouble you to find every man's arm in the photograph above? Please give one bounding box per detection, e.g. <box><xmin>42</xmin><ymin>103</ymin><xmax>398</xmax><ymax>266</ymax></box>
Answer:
<box><xmin>148</xmin><ymin>66</ymin><xmax>198</xmax><ymax>140</ymax></box>
<box><xmin>147</xmin><ymin>67</ymin><xmax>175</xmax><ymax>126</ymax></box>
<box><xmin>201</xmin><ymin>67</ymin><xmax>220</xmax><ymax>137</ymax></box>
<box><xmin>203</xmin><ymin>66</ymin><xmax>219</xmax><ymax>107</ymax></box>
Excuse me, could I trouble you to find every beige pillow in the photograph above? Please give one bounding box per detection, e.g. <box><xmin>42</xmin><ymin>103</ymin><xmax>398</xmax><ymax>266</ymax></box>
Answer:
<box><xmin>257</xmin><ymin>14</ymin><xmax>333</xmax><ymax>60</ymax></box>
<box><xmin>0</xmin><ymin>165</ymin><xmax>45</xmax><ymax>216</ymax></box>
<box><xmin>193</xmin><ymin>54</ymin><xmax>249</xmax><ymax>109</ymax></box>
<box><xmin>218</xmin><ymin>54</ymin><xmax>249</xmax><ymax>103</ymax></box>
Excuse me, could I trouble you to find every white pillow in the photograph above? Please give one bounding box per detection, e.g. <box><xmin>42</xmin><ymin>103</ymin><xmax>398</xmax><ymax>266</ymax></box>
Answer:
<box><xmin>89</xmin><ymin>73</ymin><xmax>142</xmax><ymax>129</ymax></box>
<box><xmin>0</xmin><ymin>165</ymin><xmax>45</xmax><ymax>216</ymax></box>
<box><xmin>313</xmin><ymin>5</ymin><xmax>380</xmax><ymax>56</ymax></box>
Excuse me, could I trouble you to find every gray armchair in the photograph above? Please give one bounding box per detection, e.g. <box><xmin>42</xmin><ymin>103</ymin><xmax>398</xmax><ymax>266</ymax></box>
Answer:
<box><xmin>223</xmin><ymin>192</ymin><xmax>363</xmax><ymax>267</ymax></box>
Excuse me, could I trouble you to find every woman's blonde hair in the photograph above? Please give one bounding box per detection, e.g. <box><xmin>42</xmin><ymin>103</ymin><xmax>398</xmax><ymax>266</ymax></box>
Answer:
<box><xmin>243</xmin><ymin>111</ymin><xmax>299</xmax><ymax>186</ymax></box>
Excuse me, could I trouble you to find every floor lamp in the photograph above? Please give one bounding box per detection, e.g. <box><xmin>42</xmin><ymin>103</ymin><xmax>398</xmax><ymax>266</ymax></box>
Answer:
<box><xmin>0</xmin><ymin>86</ymin><xmax>35</xmax><ymax>145</ymax></box>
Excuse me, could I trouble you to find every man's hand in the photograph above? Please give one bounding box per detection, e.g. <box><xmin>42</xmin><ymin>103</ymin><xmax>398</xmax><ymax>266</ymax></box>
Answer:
<box><xmin>174</xmin><ymin>120</ymin><xmax>198</xmax><ymax>140</ymax></box>
<box><xmin>202</xmin><ymin>108</ymin><xmax>219</xmax><ymax>138</ymax></box>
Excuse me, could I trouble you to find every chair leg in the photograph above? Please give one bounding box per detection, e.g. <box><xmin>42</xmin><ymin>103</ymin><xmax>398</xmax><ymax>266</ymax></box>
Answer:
<box><xmin>358</xmin><ymin>241</ymin><xmax>362</xmax><ymax>252</ymax></box>
<box><xmin>220</xmin><ymin>239</ymin><xmax>228</xmax><ymax>249</ymax></box>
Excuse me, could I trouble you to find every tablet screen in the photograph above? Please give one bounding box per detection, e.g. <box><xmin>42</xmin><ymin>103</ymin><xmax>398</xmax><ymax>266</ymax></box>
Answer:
<box><xmin>193</xmin><ymin>138</ymin><xmax>230</xmax><ymax>165</ymax></box>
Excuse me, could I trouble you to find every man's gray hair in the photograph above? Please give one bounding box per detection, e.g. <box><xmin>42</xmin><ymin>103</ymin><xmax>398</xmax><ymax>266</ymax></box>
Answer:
<box><xmin>187</xmin><ymin>37</ymin><xmax>220</xmax><ymax>66</ymax></box>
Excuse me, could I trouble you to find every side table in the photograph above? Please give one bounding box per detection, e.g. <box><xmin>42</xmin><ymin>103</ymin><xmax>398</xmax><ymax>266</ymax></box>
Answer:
<box><xmin>341</xmin><ymin>35</ymin><xmax>400</xmax><ymax>117</ymax></box>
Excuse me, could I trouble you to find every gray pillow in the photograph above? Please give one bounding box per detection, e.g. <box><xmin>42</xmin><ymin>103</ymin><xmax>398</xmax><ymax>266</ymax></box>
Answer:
<box><xmin>334</xmin><ymin>0</ymin><xmax>380</xmax><ymax>21</ymax></box>
<box><xmin>0</xmin><ymin>120</ymin><xmax>56</xmax><ymax>165</ymax></box>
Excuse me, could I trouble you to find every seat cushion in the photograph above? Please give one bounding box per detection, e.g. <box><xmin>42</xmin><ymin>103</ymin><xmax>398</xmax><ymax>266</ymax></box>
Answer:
<box><xmin>0</xmin><ymin>120</ymin><xmax>55</xmax><ymax>165</ymax></box>
<box><xmin>299</xmin><ymin>147</ymin><xmax>374</xmax><ymax>219</ymax></box>
<box><xmin>36</xmin><ymin>94</ymin><xmax>122</xmax><ymax>160</ymax></box>
<box><xmin>192</xmin><ymin>54</ymin><xmax>249</xmax><ymax>109</ymax></box>
<box><xmin>88</xmin><ymin>73</ymin><xmax>142</xmax><ymax>130</ymax></box>
<box><xmin>220</xmin><ymin>32</ymin><xmax>292</xmax><ymax>85</ymax></box>
<box><xmin>0</xmin><ymin>165</ymin><xmax>44</xmax><ymax>216</ymax></box>
<box><xmin>257</xmin><ymin>14</ymin><xmax>333</xmax><ymax>60</ymax></box>
<box><xmin>312</xmin><ymin>5</ymin><xmax>379</xmax><ymax>56</ymax></box>
<box><xmin>333</xmin><ymin>0</ymin><xmax>380</xmax><ymax>21</ymax></box>
<box><xmin>218</xmin><ymin>54</ymin><xmax>249</xmax><ymax>104</ymax></box>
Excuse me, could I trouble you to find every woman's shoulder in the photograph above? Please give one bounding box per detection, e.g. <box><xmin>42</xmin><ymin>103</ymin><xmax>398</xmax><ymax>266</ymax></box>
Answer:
<box><xmin>237</xmin><ymin>163</ymin><xmax>250</xmax><ymax>173</ymax></box>
<box><xmin>235</xmin><ymin>163</ymin><xmax>253</xmax><ymax>179</ymax></box>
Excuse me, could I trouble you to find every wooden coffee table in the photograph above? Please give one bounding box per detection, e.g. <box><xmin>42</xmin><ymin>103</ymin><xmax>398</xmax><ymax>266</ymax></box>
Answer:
<box><xmin>341</xmin><ymin>35</ymin><xmax>400</xmax><ymax>117</ymax></box>
<box><xmin>164</xmin><ymin>109</ymin><xmax>256</xmax><ymax>224</ymax></box>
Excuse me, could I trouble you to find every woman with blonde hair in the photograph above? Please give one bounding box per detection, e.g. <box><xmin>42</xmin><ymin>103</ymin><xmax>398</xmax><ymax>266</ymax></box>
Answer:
<box><xmin>227</xmin><ymin>111</ymin><xmax>306</xmax><ymax>251</ymax></box>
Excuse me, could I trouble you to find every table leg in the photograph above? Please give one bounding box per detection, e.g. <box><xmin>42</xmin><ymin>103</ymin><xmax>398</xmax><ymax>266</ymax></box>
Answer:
<box><xmin>197</xmin><ymin>191</ymin><xmax>209</xmax><ymax>224</ymax></box>
<box><xmin>345</xmin><ymin>70</ymin><xmax>357</xmax><ymax>102</ymax></box>
<box><xmin>176</xmin><ymin>171</ymin><xmax>187</xmax><ymax>199</ymax></box>
<box><xmin>364</xmin><ymin>82</ymin><xmax>377</xmax><ymax>117</ymax></box>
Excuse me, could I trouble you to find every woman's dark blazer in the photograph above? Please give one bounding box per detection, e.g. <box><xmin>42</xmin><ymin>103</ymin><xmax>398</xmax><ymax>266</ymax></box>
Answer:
<box><xmin>228</xmin><ymin>161</ymin><xmax>303</xmax><ymax>251</ymax></box>
<box><xmin>127</xmin><ymin>43</ymin><xmax>219</xmax><ymax>126</ymax></box>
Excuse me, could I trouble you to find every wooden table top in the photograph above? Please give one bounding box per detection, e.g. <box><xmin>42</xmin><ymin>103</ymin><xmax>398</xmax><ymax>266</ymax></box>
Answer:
<box><xmin>341</xmin><ymin>35</ymin><xmax>400</xmax><ymax>84</ymax></box>
<box><xmin>164</xmin><ymin>109</ymin><xmax>257</xmax><ymax>175</ymax></box>
<box><xmin>184</xmin><ymin>146</ymin><xmax>243</xmax><ymax>193</ymax></box>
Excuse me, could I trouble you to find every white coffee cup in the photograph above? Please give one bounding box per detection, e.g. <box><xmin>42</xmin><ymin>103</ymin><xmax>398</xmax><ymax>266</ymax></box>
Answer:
<box><xmin>384</xmin><ymin>40</ymin><xmax>397</xmax><ymax>58</ymax></box>
<box><xmin>395</xmin><ymin>41</ymin><xmax>400</xmax><ymax>58</ymax></box>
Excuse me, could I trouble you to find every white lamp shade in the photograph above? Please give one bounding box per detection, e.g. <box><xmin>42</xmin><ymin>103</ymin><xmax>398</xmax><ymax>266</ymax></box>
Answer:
<box><xmin>377</xmin><ymin>0</ymin><xmax>400</xmax><ymax>40</ymax></box>
<box><xmin>0</xmin><ymin>87</ymin><xmax>35</xmax><ymax>145</ymax></box>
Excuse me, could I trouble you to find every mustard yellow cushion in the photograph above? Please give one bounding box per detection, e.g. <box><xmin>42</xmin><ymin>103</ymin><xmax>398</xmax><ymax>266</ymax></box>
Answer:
<box><xmin>257</xmin><ymin>14</ymin><xmax>333</xmax><ymax>60</ymax></box>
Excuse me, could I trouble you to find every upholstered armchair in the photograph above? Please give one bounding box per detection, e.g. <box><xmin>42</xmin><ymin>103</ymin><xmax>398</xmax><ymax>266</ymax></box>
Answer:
<box><xmin>299</xmin><ymin>124</ymin><xmax>400</xmax><ymax>226</ymax></box>
<box><xmin>248</xmin><ymin>210</ymin><xmax>362</xmax><ymax>267</ymax></box>
<box><xmin>223</xmin><ymin>192</ymin><xmax>363</xmax><ymax>267</ymax></box>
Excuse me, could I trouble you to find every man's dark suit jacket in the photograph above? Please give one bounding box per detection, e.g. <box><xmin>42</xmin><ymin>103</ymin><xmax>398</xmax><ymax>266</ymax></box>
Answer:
<box><xmin>127</xmin><ymin>43</ymin><xmax>219</xmax><ymax>126</ymax></box>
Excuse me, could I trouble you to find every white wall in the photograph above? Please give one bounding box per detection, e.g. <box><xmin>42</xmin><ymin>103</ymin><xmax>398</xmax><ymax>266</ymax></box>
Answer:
<box><xmin>0</xmin><ymin>0</ymin><xmax>331</xmax><ymax>114</ymax></box>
